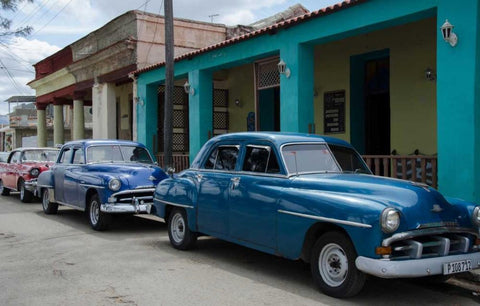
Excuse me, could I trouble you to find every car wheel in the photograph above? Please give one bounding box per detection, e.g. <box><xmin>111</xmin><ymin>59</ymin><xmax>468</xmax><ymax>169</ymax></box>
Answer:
<box><xmin>0</xmin><ymin>180</ymin><xmax>10</xmax><ymax>196</ymax></box>
<box><xmin>87</xmin><ymin>193</ymin><xmax>111</xmax><ymax>231</ymax></box>
<box><xmin>19</xmin><ymin>180</ymin><xmax>33</xmax><ymax>203</ymax></box>
<box><xmin>168</xmin><ymin>208</ymin><xmax>197</xmax><ymax>250</ymax></box>
<box><xmin>42</xmin><ymin>189</ymin><xmax>58</xmax><ymax>215</ymax></box>
<box><xmin>310</xmin><ymin>231</ymin><xmax>366</xmax><ymax>298</ymax></box>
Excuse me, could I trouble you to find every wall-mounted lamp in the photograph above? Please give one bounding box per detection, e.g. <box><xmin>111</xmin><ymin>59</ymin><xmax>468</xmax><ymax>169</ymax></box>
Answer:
<box><xmin>134</xmin><ymin>97</ymin><xmax>144</xmax><ymax>106</ymax></box>
<box><xmin>234</xmin><ymin>99</ymin><xmax>241</xmax><ymax>107</ymax></box>
<box><xmin>425</xmin><ymin>67</ymin><xmax>436</xmax><ymax>81</ymax></box>
<box><xmin>183</xmin><ymin>81</ymin><xmax>195</xmax><ymax>95</ymax></box>
<box><xmin>440</xmin><ymin>19</ymin><xmax>458</xmax><ymax>47</ymax></box>
<box><xmin>277</xmin><ymin>59</ymin><xmax>291</xmax><ymax>78</ymax></box>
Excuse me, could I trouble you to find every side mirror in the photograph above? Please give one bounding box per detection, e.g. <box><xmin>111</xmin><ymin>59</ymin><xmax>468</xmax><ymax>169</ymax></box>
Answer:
<box><xmin>166</xmin><ymin>167</ymin><xmax>175</xmax><ymax>177</ymax></box>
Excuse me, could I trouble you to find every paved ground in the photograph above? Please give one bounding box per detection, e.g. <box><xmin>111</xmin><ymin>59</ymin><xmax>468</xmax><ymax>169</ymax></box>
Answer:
<box><xmin>1</xmin><ymin>194</ymin><xmax>480</xmax><ymax>305</ymax></box>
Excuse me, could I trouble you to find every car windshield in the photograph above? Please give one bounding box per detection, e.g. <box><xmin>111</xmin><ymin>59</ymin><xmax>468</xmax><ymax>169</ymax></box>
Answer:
<box><xmin>329</xmin><ymin>145</ymin><xmax>371</xmax><ymax>174</ymax></box>
<box><xmin>282</xmin><ymin>143</ymin><xmax>340</xmax><ymax>174</ymax></box>
<box><xmin>23</xmin><ymin>150</ymin><xmax>58</xmax><ymax>162</ymax></box>
<box><xmin>86</xmin><ymin>145</ymin><xmax>153</xmax><ymax>164</ymax></box>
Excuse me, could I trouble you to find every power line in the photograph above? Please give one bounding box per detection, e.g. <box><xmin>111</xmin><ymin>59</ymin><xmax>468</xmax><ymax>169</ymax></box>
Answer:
<box><xmin>0</xmin><ymin>58</ymin><xmax>28</xmax><ymax>95</ymax></box>
<box><xmin>0</xmin><ymin>42</ymin><xmax>35</xmax><ymax>73</ymax></box>
<box><xmin>33</xmin><ymin>0</ymin><xmax>74</xmax><ymax>35</ymax></box>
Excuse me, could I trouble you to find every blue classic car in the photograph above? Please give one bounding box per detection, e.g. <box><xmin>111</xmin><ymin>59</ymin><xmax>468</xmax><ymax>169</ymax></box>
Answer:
<box><xmin>38</xmin><ymin>140</ymin><xmax>168</xmax><ymax>230</ymax></box>
<box><xmin>152</xmin><ymin>132</ymin><xmax>480</xmax><ymax>298</ymax></box>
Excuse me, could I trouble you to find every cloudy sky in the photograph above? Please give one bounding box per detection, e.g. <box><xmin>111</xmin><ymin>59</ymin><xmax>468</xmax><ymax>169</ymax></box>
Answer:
<box><xmin>0</xmin><ymin>0</ymin><xmax>340</xmax><ymax>114</ymax></box>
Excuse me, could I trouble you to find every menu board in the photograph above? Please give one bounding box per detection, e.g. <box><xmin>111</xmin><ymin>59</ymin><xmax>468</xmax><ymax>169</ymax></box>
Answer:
<box><xmin>324</xmin><ymin>90</ymin><xmax>345</xmax><ymax>134</ymax></box>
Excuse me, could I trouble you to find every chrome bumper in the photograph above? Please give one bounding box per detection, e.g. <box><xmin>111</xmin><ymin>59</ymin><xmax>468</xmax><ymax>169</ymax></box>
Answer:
<box><xmin>102</xmin><ymin>188</ymin><xmax>155</xmax><ymax>214</ymax></box>
<box><xmin>24</xmin><ymin>179</ymin><xmax>37</xmax><ymax>192</ymax></box>
<box><xmin>355</xmin><ymin>252</ymin><xmax>480</xmax><ymax>278</ymax></box>
<box><xmin>100</xmin><ymin>202</ymin><xmax>151</xmax><ymax>213</ymax></box>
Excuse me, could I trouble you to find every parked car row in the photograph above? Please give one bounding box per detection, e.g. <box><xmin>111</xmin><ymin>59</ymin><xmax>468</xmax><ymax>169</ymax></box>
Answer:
<box><xmin>2</xmin><ymin>132</ymin><xmax>480</xmax><ymax>298</ymax></box>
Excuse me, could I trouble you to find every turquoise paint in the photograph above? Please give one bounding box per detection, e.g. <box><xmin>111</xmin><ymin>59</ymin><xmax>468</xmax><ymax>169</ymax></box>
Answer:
<box><xmin>280</xmin><ymin>43</ymin><xmax>314</xmax><ymax>132</ymax></box>
<box><xmin>350</xmin><ymin>49</ymin><xmax>390</xmax><ymax>154</ymax></box>
<box><xmin>188</xmin><ymin>70</ymin><xmax>213</xmax><ymax>161</ymax></box>
<box><xmin>437</xmin><ymin>0</ymin><xmax>480</xmax><ymax>202</ymax></box>
<box><xmin>136</xmin><ymin>83</ymin><xmax>158</xmax><ymax>153</ymax></box>
<box><xmin>259</xmin><ymin>88</ymin><xmax>276</xmax><ymax>131</ymax></box>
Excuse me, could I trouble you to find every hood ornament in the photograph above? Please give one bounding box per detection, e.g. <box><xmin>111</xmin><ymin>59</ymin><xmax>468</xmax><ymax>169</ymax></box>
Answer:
<box><xmin>431</xmin><ymin>204</ymin><xmax>443</xmax><ymax>213</ymax></box>
<box><xmin>148</xmin><ymin>176</ymin><xmax>156</xmax><ymax>181</ymax></box>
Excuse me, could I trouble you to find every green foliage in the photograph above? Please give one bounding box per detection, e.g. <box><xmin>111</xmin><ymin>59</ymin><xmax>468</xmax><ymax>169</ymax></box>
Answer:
<box><xmin>0</xmin><ymin>0</ymin><xmax>33</xmax><ymax>37</ymax></box>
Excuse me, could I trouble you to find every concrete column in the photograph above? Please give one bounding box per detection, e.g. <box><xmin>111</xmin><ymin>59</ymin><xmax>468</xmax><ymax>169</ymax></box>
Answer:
<box><xmin>279</xmin><ymin>43</ymin><xmax>314</xmax><ymax>133</ymax></box>
<box><xmin>53</xmin><ymin>102</ymin><xmax>65</xmax><ymax>145</ymax></box>
<box><xmin>188</xmin><ymin>70</ymin><xmax>213</xmax><ymax>161</ymax></box>
<box><xmin>92</xmin><ymin>82</ymin><xmax>116</xmax><ymax>139</ymax></box>
<box><xmin>136</xmin><ymin>83</ymin><xmax>158</xmax><ymax>153</ymax></box>
<box><xmin>73</xmin><ymin>99</ymin><xmax>85</xmax><ymax>140</ymax></box>
<box><xmin>437</xmin><ymin>1</ymin><xmax>480</xmax><ymax>202</ymax></box>
<box><xmin>36</xmin><ymin>107</ymin><xmax>47</xmax><ymax>147</ymax></box>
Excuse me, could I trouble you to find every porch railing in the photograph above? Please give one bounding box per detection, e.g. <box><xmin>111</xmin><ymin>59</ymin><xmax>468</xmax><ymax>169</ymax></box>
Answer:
<box><xmin>154</xmin><ymin>153</ymin><xmax>438</xmax><ymax>189</ymax></box>
<box><xmin>156</xmin><ymin>154</ymin><xmax>190</xmax><ymax>172</ymax></box>
<box><xmin>362</xmin><ymin>155</ymin><xmax>437</xmax><ymax>188</ymax></box>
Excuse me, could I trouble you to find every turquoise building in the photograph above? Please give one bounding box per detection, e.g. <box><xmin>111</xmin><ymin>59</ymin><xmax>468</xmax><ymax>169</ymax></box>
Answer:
<box><xmin>133</xmin><ymin>0</ymin><xmax>480</xmax><ymax>203</ymax></box>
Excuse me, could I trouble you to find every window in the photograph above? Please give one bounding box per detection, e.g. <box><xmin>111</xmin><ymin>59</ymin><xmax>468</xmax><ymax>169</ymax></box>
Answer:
<box><xmin>10</xmin><ymin>151</ymin><xmax>21</xmax><ymax>163</ymax></box>
<box><xmin>59</xmin><ymin>148</ymin><xmax>72</xmax><ymax>164</ymax></box>
<box><xmin>243</xmin><ymin>146</ymin><xmax>280</xmax><ymax>174</ymax></box>
<box><xmin>23</xmin><ymin>150</ymin><xmax>58</xmax><ymax>162</ymax></box>
<box><xmin>282</xmin><ymin>144</ymin><xmax>340</xmax><ymax>174</ymax></box>
<box><xmin>72</xmin><ymin>148</ymin><xmax>85</xmax><ymax>164</ymax></box>
<box><xmin>120</xmin><ymin>146</ymin><xmax>154</xmax><ymax>164</ymax></box>
<box><xmin>204</xmin><ymin>146</ymin><xmax>239</xmax><ymax>171</ymax></box>
<box><xmin>87</xmin><ymin>146</ymin><xmax>122</xmax><ymax>163</ymax></box>
<box><xmin>329</xmin><ymin>145</ymin><xmax>371</xmax><ymax>174</ymax></box>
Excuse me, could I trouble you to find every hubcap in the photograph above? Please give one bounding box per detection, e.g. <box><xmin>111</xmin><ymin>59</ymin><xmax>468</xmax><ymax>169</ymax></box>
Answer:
<box><xmin>20</xmin><ymin>184</ymin><xmax>24</xmax><ymax>199</ymax></box>
<box><xmin>318</xmin><ymin>243</ymin><xmax>348</xmax><ymax>287</ymax></box>
<box><xmin>90</xmin><ymin>199</ymin><xmax>100</xmax><ymax>225</ymax></box>
<box><xmin>170</xmin><ymin>213</ymin><xmax>185</xmax><ymax>243</ymax></box>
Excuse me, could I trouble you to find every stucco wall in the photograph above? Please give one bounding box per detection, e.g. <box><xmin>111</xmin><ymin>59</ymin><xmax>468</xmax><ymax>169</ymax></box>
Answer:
<box><xmin>314</xmin><ymin>17</ymin><xmax>437</xmax><ymax>155</ymax></box>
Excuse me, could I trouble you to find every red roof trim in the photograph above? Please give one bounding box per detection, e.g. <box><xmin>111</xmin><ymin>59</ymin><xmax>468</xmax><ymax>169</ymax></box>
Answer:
<box><xmin>133</xmin><ymin>0</ymin><xmax>365</xmax><ymax>76</ymax></box>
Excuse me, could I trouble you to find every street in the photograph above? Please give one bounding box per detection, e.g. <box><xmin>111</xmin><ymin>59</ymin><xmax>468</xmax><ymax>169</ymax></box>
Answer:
<box><xmin>0</xmin><ymin>194</ymin><xmax>479</xmax><ymax>306</ymax></box>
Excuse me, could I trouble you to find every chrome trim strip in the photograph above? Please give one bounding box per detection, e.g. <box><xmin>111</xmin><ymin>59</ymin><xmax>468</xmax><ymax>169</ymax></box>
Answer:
<box><xmin>154</xmin><ymin>198</ymin><xmax>194</xmax><ymax>209</ymax></box>
<box><xmin>79</xmin><ymin>184</ymin><xmax>105</xmax><ymax>189</ymax></box>
<box><xmin>56</xmin><ymin>201</ymin><xmax>85</xmax><ymax>212</ymax></box>
<box><xmin>382</xmin><ymin>227</ymin><xmax>480</xmax><ymax>247</ymax></box>
<box><xmin>278</xmin><ymin>209</ymin><xmax>372</xmax><ymax>228</ymax></box>
<box><xmin>111</xmin><ymin>188</ymin><xmax>155</xmax><ymax>197</ymax></box>
<box><xmin>37</xmin><ymin>184</ymin><xmax>53</xmax><ymax>188</ymax></box>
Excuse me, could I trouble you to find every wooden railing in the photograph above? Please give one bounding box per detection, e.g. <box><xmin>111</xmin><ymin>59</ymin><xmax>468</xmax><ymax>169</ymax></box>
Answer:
<box><xmin>154</xmin><ymin>153</ymin><xmax>438</xmax><ymax>189</ymax></box>
<box><xmin>156</xmin><ymin>154</ymin><xmax>190</xmax><ymax>172</ymax></box>
<box><xmin>362</xmin><ymin>155</ymin><xmax>438</xmax><ymax>188</ymax></box>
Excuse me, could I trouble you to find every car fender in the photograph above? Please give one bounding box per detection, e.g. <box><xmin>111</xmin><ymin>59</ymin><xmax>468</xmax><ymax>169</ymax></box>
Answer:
<box><xmin>37</xmin><ymin>170</ymin><xmax>54</xmax><ymax>198</ymax></box>
<box><xmin>153</xmin><ymin>175</ymin><xmax>198</xmax><ymax>229</ymax></box>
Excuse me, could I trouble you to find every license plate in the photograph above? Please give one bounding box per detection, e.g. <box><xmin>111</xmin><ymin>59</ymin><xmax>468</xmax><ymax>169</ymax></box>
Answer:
<box><xmin>443</xmin><ymin>260</ymin><xmax>472</xmax><ymax>275</ymax></box>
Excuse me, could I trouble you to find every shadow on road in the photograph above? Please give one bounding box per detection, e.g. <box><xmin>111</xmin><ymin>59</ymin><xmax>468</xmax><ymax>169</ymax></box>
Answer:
<box><xmin>154</xmin><ymin>237</ymin><xmax>480</xmax><ymax>304</ymax></box>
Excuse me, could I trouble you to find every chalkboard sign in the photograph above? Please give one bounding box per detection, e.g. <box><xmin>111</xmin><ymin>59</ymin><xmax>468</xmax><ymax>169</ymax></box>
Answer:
<box><xmin>324</xmin><ymin>90</ymin><xmax>345</xmax><ymax>134</ymax></box>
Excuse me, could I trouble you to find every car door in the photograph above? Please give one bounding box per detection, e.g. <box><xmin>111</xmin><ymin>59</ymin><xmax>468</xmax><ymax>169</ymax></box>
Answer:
<box><xmin>196</xmin><ymin>144</ymin><xmax>240</xmax><ymax>236</ymax></box>
<box><xmin>63</xmin><ymin>146</ymin><xmax>85</xmax><ymax>207</ymax></box>
<box><xmin>53</xmin><ymin>146</ymin><xmax>73</xmax><ymax>203</ymax></box>
<box><xmin>228</xmin><ymin>143</ymin><xmax>287</xmax><ymax>250</ymax></box>
<box><xmin>4</xmin><ymin>151</ymin><xmax>20</xmax><ymax>189</ymax></box>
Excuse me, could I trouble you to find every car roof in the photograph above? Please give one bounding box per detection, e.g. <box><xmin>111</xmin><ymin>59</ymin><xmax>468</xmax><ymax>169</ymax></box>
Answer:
<box><xmin>63</xmin><ymin>139</ymin><xmax>147</xmax><ymax>148</ymax></box>
<box><xmin>12</xmin><ymin>147</ymin><xmax>58</xmax><ymax>151</ymax></box>
<box><xmin>208</xmin><ymin>132</ymin><xmax>352</xmax><ymax>148</ymax></box>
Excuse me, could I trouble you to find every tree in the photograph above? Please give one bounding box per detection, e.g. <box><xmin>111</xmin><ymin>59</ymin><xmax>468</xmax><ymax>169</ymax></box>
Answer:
<box><xmin>0</xmin><ymin>0</ymin><xmax>33</xmax><ymax>38</ymax></box>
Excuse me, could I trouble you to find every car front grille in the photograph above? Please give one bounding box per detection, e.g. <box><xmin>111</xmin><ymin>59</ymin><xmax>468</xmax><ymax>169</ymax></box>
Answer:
<box><xmin>110</xmin><ymin>188</ymin><xmax>155</xmax><ymax>204</ymax></box>
<box><xmin>383</xmin><ymin>228</ymin><xmax>479</xmax><ymax>260</ymax></box>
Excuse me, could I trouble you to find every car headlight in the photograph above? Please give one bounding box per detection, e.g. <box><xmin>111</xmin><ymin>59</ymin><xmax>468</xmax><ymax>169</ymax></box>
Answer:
<box><xmin>381</xmin><ymin>208</ymin><xmax>400</xmax><ymax>233</ymax></box>
<box><xmin>472</xmin><ymin>206</ymin><xmax>480</xmax><ymax>226</ymax></box>
<box><xmin>29</xmin><ymin>168</ymin><xmax>40</xmax><ymax>178</ymax></box>
<box><xmin>108</xmin><ymin>178</ymin><xmax>121</xmax><ymax>191</ymax></box>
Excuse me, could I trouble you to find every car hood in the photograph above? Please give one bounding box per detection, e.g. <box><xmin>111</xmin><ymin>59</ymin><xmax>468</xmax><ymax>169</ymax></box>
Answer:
<box><xmin>86</xmin><ymin>162</ymin><xmax>168</xmax><ymax>186</ymax></box>
<box><xmin>292</xmin><ymin>173</ymin><xmax>473</xmax><ymax>230</ymax></box>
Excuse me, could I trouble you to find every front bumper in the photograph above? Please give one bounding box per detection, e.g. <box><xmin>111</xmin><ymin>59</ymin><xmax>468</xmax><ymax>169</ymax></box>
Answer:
<box><xmin>24</xmin><ymin>179</ymin><xmax>37</xmax><ymax>192</ymax></box>
<box><xmin>355</xmin><ymin>252</ymin><xmax>480</xmax><ymax>278</ymax></box>
<box><xmin>101</xmin><ymin>188</ymin><xmax>155</xmax><ymax>214</ymax></box>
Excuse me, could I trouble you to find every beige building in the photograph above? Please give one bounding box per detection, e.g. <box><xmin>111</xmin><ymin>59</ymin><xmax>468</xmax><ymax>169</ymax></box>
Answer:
<box><xmin>28</xmin><ymin>10</ymin><xmax>227</xmax><ymax>146</ymax></box>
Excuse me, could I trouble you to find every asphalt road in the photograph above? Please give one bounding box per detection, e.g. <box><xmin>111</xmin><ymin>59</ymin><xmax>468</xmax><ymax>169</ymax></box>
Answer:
<box><xmin>1</xmin><ymin>193</ymin><xmax>479</xmax><ymax>306</ymax></box>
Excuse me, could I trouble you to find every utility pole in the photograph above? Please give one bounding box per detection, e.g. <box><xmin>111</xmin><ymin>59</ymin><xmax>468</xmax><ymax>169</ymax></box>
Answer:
<box><xmin>163</xmin><ymin>0</ymin><xmax>174</xmax><ymax>170</ymax></box>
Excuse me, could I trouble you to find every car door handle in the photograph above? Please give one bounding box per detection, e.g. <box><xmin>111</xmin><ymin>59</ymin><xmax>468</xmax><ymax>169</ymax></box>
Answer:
<box><xmin>195</xmin><ymin>174</ymin><xmax>203</xmax><ymax>183</ymax></box>
<box><xmin>231</xmin><ymin>177</ymin><xmax>240</xmax><ymax>189</ymax></box>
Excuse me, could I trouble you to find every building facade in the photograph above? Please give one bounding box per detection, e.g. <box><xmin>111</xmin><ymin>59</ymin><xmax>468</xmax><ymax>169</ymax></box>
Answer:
<box><xmin>134</xmin><ymin>0</ymin><xmax>480</xmax><ymax>203</ymax></box>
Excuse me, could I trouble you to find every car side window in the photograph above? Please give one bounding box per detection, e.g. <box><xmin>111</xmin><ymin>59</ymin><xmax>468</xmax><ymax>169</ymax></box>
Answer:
<box><xmin>204</xmin><ymin>146</ymin><xmax>239</xmax><ymax>171</ymax></box>
<box><xmin>72</xmin><ymin>148</ymin><xmax>84</xmax><ymax>164</ymax></box>
<box><xmin>59</xmin><ymin>148</ymin><xmax>72</xmax><ymax>164</ymax></box>
<box><xmin>243</xmin><ymin>146</ymin><xmax>280</xmax><ymax>174</ymax></box>
<box><xmin>10</xmin><ymin>151</ymin><xmax>21</xmax><ymax>163</ymax></box>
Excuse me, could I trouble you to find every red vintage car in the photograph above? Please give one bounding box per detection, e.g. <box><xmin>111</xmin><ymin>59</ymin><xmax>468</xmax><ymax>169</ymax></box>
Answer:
<box><xmin>0</xmin><ymin>148</ymin><xmax>58</xmax><ymax>202</ymax></box>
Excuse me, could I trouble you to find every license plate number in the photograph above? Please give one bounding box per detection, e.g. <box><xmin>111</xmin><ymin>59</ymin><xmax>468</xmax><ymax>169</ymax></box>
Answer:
<box><xmin>443</xmin><ymin>260</ymin><xmax>472</xmax><ymax>275</ymax></box>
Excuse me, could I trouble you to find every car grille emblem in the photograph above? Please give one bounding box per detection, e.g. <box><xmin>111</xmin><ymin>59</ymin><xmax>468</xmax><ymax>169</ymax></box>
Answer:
<box><xmin>431</xmin><ymin>204</ymin><xmax>443</xmax><ymax>213</ymax></box>
<box><xmin>149</xmin><ymin>176</ymin><xmax>155</xmax><ymax>181</ymax></box>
